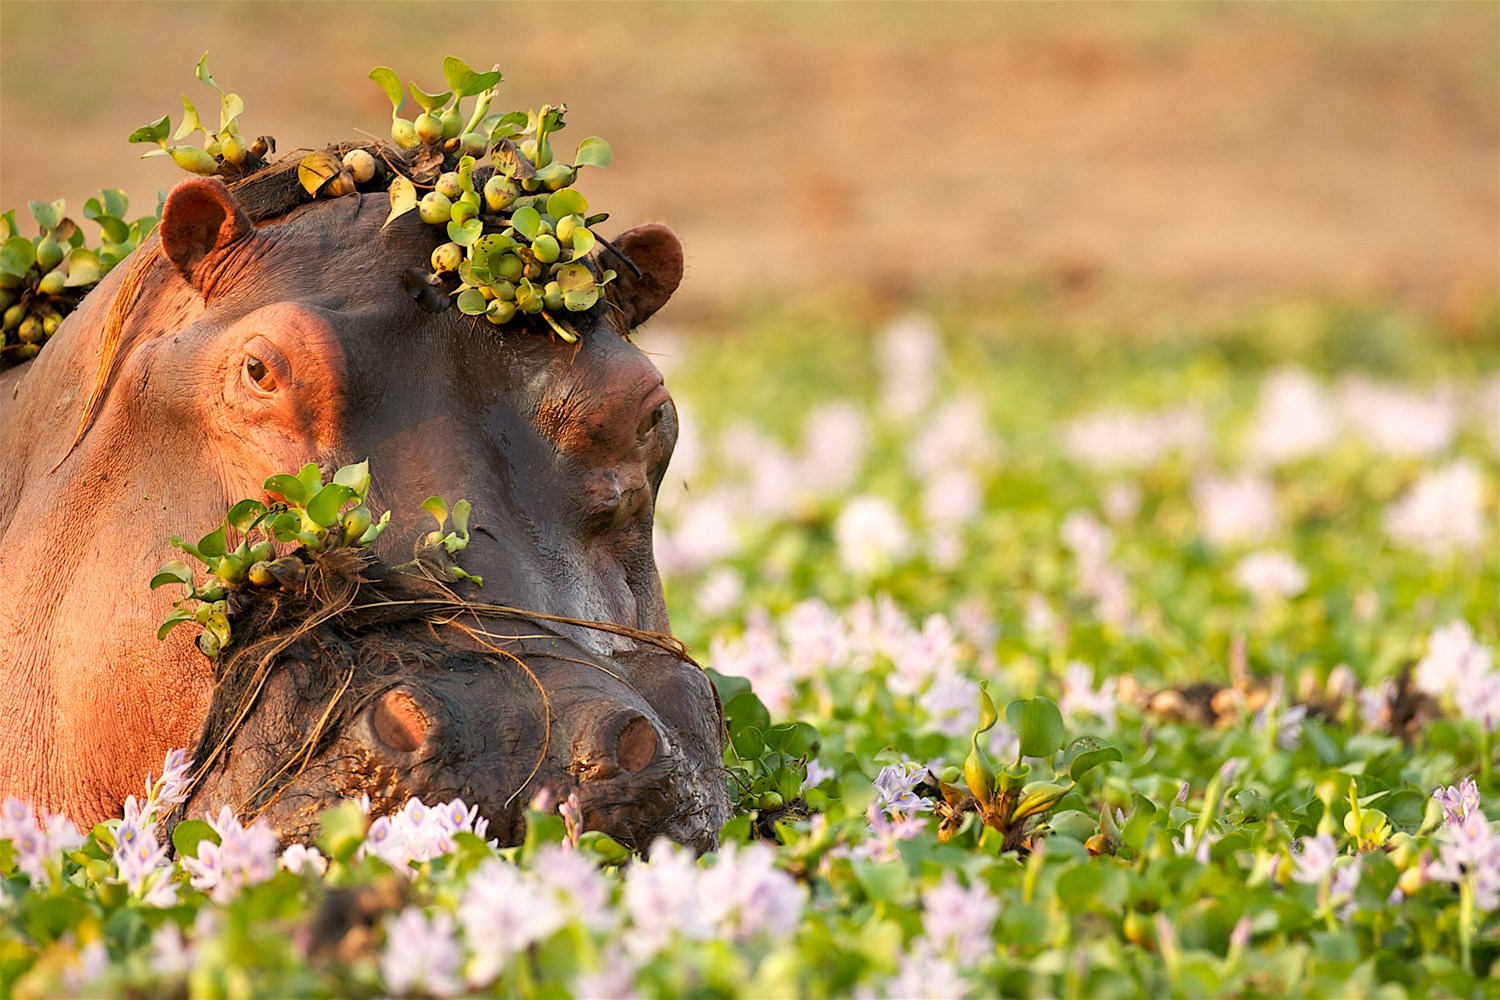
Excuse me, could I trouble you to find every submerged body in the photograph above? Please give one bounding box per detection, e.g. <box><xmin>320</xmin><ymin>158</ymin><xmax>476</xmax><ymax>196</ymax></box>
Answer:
<box><xmin>0</xmin><ymin>168</ymin><xmax>727</xmax><ymax>846</ymax></box>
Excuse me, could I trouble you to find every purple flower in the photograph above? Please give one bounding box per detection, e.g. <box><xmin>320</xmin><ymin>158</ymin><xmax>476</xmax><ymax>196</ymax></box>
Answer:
<box><xmin>181</xmin><ymin>805</ymin><xmax>280</xmax><ymax>903</ymax></box>
<box><xmin>805</xmin><ymin>759</ymin><xmax>837</xmax><ymax>788</ymax></box>
<box><xmin>114</xmin><ymin>828</ymin><xmax>169</xmax><ymax>893</ymax></box>
<box><xmin>1433</xmin><ymin>777</ymin><xmax>1481</xmax><ymax>828</ymax></box>
<box><xmin>921</xmin><ymin>872</ymin><xmax>999</xmax><ymax>965</ymax></box>
<box><xmin>381</xmin><ymin>907</ymin><xmax>463</xmax><ymax>998</ymax></box>
<box><xmin>873</xmin><ymin>762</ymin><xmax>932</xmax><ymax>816</ymax></box>
<box><xmin>1425</xmin><ymin>812</ymin><xmax>1500</xmax><ymax>912</ymax></box>
<box><xmin>559</xmin><ymin>791</ymin><xmax>582</xmax><ymax>851</ymax></box>
<box><xmin>860</xmin><ymin>803</ymin><xmax>929</xmax><ymax>863</ymax></box>
<box><xmin>1291</xmin><ymin>834</ymin><xmax>1339</xmax><ymax>886</ymax></box>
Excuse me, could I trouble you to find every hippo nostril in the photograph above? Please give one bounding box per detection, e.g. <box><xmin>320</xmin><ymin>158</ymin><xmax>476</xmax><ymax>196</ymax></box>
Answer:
<box><xmin>615</xmin><ymin>715</ymin><xmax>658</xmax><ymax>773</ymax></box>
<box><xmin>372</xmin><ymin>688</ymin><xmax>429</xmax><ymax>753</ymax></box>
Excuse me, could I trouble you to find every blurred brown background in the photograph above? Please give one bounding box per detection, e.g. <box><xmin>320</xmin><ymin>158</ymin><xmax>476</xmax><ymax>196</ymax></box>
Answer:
<box><xmin>2</xmin><ymin>1</ymin><xmax>1496</xmax><ymax>320</ymax></box>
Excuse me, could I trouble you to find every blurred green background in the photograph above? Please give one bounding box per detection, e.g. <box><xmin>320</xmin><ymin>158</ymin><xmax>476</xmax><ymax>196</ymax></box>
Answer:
<box><xmin>2</xmin><ymin>1</ymin><xmax>1496</xmax><ymax>324</ymax></box>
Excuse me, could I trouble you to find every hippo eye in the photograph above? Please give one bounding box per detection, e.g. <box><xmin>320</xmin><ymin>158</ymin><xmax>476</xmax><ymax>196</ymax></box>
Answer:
<box><xmin>639</xmin><ymin>400</ymin><xmax>668</xmax><ymax>440</ymax></box>
<box><xmin>244</xmin><ymin>354</ymin><xmax>276</xmax><ymax>391</ymax></box>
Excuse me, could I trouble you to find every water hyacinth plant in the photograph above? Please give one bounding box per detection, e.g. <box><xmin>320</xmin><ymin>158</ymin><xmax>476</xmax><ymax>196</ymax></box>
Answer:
<box><xmin>1</xmin><ymin>298</ymin><xmax>1496</xmax><ymax>996</ymax></box>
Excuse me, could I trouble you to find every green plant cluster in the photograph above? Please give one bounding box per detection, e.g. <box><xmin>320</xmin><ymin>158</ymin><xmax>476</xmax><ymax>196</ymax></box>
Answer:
<box><xmin>127</xmin><ymin>54</ymin><xmax>273</xmax><ymax>177</ymax></box>
<box><xmin>149</xmin><ymin>460</ymin><xmax>479</xmax><ymax>659</ymax></box>
<box><xmin>150</xmin><ymin>460</ymin><xmax>390</xmax><ymax>657</ymax></box>
<box><xmin>128</xmin><ymin>55</ymin><xmax>619</xmax><ymax>343</ymax></box>
<box><xmin>371</xmin><ymin>60</ymin><xmax>616</xmax><ymax>343</ymax></box>
<box><xmin>0</xmin><ymin>193</ymin><xmax>158</xmax><ymax>364</ymax></box>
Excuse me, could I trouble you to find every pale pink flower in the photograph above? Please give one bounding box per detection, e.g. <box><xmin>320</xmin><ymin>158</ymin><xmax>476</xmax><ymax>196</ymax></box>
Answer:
<box><xmin>1425</xmin><ymin>812</ymin><xmax>1500</xmax><ymax>912</ymax></box>
<box><xmin>799</xmin><ymin>402</ymin><xmax>868</xmax><ymax>496</ymax></box>
<box><xmin>1247</xmin><ymin>367</ymin><xmax>1337</xmax><ymax>465</ymax></box>
<box><xmin>382</xmin><ymin>908</ymin><xmax>463</xmax><ymax>998</ymax></box>
<box><xmin>1234</xmin><ymin>550</ymin><xmax>1308</xmax><ymax>602</ymax></box>
<box><xmin>1384</xmin><ymin>460</ymin><xmax>1488</xmax><ymax>556</ymax></box>
<box><xmin>1291</xmin><ymin>834</ymin><xmax>1339</xmax><ymax>885</ymax></box>
<box><xmin>460</xmin><ymin>858</ymin><xmax>563</xmax><ymax>984</ymax></box>
<box><xmin>908</xmin><ymin>394</ymin><xmax>1000</xmax><ymax>478</ymax></box>
<box><xmin>1060</xmin><ymin>662</ymin><xmax>1118</xmax><ymax>724</ymax></box>
<box><xmin>280</xmin><ymin>843</ymin><xmax>328</xmax><ymax>877</ymax></box>
<box><xmin>921</xmin><ymin>871</ymin><xmax>999</xmax><ymax>965</ymax></box>
<box><xmin>1338</xmin><ymin>378</ymin><xmax>1458</xmax><ymax>457</ymax></box>
<box><xmin>1194</xmin><ymin>472</ymin><xmax>1279</xmax><ymax>547</ymax></box>
<box><xmin>834</xmin><ymin>496</ymin><xmax>911</xmax><ymax>577</ymax></box>
<box><xmin>1063</xmin><ymin>406</ymin><xmax>1207</xmax><ymax>470</ymax></box>
<box><xmin>697</xmin><ymin>841</ymin><xmax>805</xmax><ymax>942</ymax></box>
<box><xmin>879</xmin><ymin>312</ymin><xmax>942</xmax><ymax>420</ymax></box>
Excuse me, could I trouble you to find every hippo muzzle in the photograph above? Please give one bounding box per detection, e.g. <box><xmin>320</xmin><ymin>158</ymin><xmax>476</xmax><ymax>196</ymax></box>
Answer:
<box><xmin>171</xmin><ymin>550</ymin><xmax>730</xmax><ymax>853</ymax></box>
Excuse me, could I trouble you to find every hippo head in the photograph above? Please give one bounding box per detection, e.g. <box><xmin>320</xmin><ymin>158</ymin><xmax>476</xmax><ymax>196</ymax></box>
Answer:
<box><xmin>173</xmin><ymin>549</ymin><xmax>728</xmax><ymax>851</ymax></box>
<box><xmin>0</xmin><ymin>160</ymin><xmax>727</xmax><ymax>843</ymax></box>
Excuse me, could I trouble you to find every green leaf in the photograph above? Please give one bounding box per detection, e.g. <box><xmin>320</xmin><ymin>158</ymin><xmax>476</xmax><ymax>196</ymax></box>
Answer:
<box><xmin>447</xmin><ymin>217</ymin><xmax>483</xmax><ymax>247</ymax></box>
<box><xmin>732</xmin><ymin>727</ymin><xmax>765</xmax><ymax>759</ymax></box>
<box><xmin>306</xmin><ymin>483</ymin><xmax>356</xmax><ymax>529</ymax></box>
<box><xmin>102</xmin><ymin>188</ymin><xmax>129</xmax><ymax>219</ymax></box>
<box><xmin>574</xmin><ymin>136</ymin><xmax>612</xmax><ymax>169</ymax></box>
<box><xmin>62</xmin><ymin>248</ymin><xmax>101</xmax><ymax>288</ymax></box>
<box><xmin>0</xmin><ymin>210</ymin><xmax>14</xmax><ymax>240</ymax></box>
<box><xmin>150</xmin><ymin>562</ymin><xmax>194</xmax><ymax>590</ymax></box>
<box><xmin>269</xmin><ymin>511</ymin><xmax>302</xmax><ymax>543</ymax></box>
<box><xmin>976</xmin><ymin>681</ymin><xmax>999</xmax><ymax>734</ymax></box>
<box><xmin>510</xmin><ymin>206</ymin><xmax>541</xmax><ymax>240</ymax></box>
<box><xmin>225</xmin><ymin>498</ymin><xmax>268</xmax><ymax>532</ymax></box>
<box><xmin>171</xmin><ymin>819</ymin><xmax>218</xmax><ymax>859</ymax></box>
<box><xmin>332</xmin><ymin>459</ymin><xmax>371</xmax><ymax>498</ymax></box>
<box><xmin>556</xmin><ymin>262</ymin><xmax>594</xmax><ymax>293</ymax></box>
<box><xmin>568</xmin><ymin>226</ymin><xmax>596</xmax><ymax>259</ymax></box>
<box><xmin>456</xmin><ymin>288</ymin><xmax>489</xmax><ymax>315</ymax></box>
<box><xmin>318</xmin><ymin>800</ymin><xmax>369</xmax><ymax>864</ymax></box>
<box><xmin>94</xmin><ymin>215</ymin><xmax>130</xmax><ymax>245</ymax></box>
<box><xmin>0</xmin><ymin>236</ymin><xmax>36</xmax><ymax>276</ymax></box>
<box><xmin>1069</xmin><ymin>744</ymin><xmax>1125</xmax><ymax>781</ymax></box>
<box><xmin>423</xmin><ymin>496</ymin><xmax>449</xmax><ymax>530</ymax></box>
<box><xmin>1007</xmin><ymin>696</ymin><xmax>1067</xmax><ymax>759</ymax></box>
<box><xmin>263</xmin><ymin>473</ymin><xmax>309</xmax><ymax>506</ymax></box>
<box><xmin>219</xmin><ymin>92</ymin><xmax>245</xmax><ymax>133</ymax></box>
<box><xmin>295</xmin><ymin>462</ymin><xmax>324</xmax><ymax>496</ymax></box>
<box><xmin>28</xmin><ymin>200</ymin><xmax>61</xmax><ymax>233</ymax></box>
<box><xmin>156</xmin><ymin>608</ymin><xmax>194</xmax><ymax>641</ymax></box>
<box><xmin>723</xmin><ymin>690</ymin><xmax>771</xmax><ymax>736</ymax></box>
<box><xmin>384</xmin><ymin>175</ymin><xmax>418</xmax><ymax>229</ymax></box>
<box><xmin>173</xmin><ymin>96</ymin><xmax>203</xmax><ymax>140</ymax></box>
<box><xmin>451</xmin><ymin>498</ymin><xmax>472</xmax><ymax>537</ymax></box>
<box><xmin>407</xmin><ymin>81</ymin><xmax>453</xmax><ymax>113</ymax></box>
<box><xmin>546</xmin><ymin>189</ymin><xmax>587</xmax><ymax>219</ymax></box>
<box><xmin>195</xmin><ymin>52</ymin><xmax>218</xmax><ymax>91</ymax></box>
<box><xmin>442</xmin><ymin>56</ymin><xmax>502</xmax><ymax>98</ymax></box>
<box><xmin>1012</xmin><ymin>781</ymin><xmax>1072</xmax><ymax>821</ymax></box>
<box><xmin>128</xmin><ymin>114</ymin><xmax>171</xmax><ymax>145</ymax></box>
<box><xmin>196</xmin><ymin>524</ymin><xmax>228</xmax><ymax>560</ymax></box>
<box><xmin>368</xmin><ymin>66</ymin><xmax>405</xmax><ymax>114</ymax></box>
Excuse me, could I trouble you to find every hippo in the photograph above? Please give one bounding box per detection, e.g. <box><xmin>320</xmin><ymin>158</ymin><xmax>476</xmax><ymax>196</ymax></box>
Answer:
<box><xmin>0</xmin><ymin>151</ymin><xmax>730</xmax><ymax>847</ymax></box>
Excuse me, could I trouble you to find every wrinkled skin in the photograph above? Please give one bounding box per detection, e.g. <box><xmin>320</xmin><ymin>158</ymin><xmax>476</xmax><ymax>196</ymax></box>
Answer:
<box><xmin>0</xmin><ymin>175</ymin><xmax>728</xmax><ymax>845</ymax></box>
<box><xmin>177</xmin><ymin>551</ymin><xmax>728</xmax><ymax>852</ymax></box>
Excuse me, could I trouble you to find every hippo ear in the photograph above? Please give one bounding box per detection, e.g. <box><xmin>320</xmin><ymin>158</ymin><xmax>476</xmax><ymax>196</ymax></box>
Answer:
<box><xmin>606</xmin><ymin>224</ymin><xmax>683</xmax><ymax>329</ymax></box>
<box><xmin>159</xmin><ymin>177</ymin><xmax>256</xmax><ymax>290</ymax></box>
